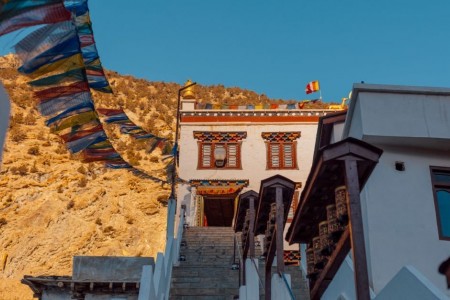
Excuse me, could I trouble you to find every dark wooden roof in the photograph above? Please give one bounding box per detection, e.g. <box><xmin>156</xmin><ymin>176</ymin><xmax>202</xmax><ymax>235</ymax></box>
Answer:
<box><xmin>313</xmin><ymin>111</ymin><xmax>347</xmax><ymax>159</ymax></box>
<box><xmin>286</xmin><ymin>137</ymin><xmax>383</xmax><ymax>244</ymax></box>
<box><xmin>234</xmin><ymin>190</ymin><xmax>259</xmax><ymax>232</ymax></box>
<box><xmin>254</xmin><ymin>175</ymin><xmax>296</xmax><ymax>235</ymax></box>
<box><xmin>21</xmin><ymin>275</ymin><xmax>141</xmax><ymax>298</ymax></box>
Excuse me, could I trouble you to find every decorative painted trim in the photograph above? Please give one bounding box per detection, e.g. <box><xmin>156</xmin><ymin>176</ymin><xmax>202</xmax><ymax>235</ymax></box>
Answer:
<box><xmin>190</xmin><ymin>179</ymin><xmax>249</xmax><ymax>187</ymax></box>
<box><xmin>193</xmin><ymin>131</ymin><xmax>247</xmax><ymax>142</ymax></box>
<box><xmin>261</xmin><ymin>131</ymin><xmax>301</xmax><ymax>142</ymax></box>
<box><xmin>284</xmin><ymin>250</ymin><xmax>300</xmax><ymax>265</ymax></box>
<box><xmin>181</xmin><ymin>115</ymin><xmax>321</xmax><ymax>123</ymax></box>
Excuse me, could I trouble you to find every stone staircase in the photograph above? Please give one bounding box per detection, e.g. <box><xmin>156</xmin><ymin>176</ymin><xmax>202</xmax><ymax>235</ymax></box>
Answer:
<box><xmin>169</xmin><ymin>226</ymin><xmax>310</xmax><ymax>300</ymax></box>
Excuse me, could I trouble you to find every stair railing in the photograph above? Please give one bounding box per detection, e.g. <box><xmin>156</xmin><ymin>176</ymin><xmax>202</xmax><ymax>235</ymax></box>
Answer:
<box><xmin>279</xmin><ymin>271</ymin><xmax>296</xmax><ymax>300</ymax></box>
<box><xmin>250</xmin><ymin>256</ymin><xmax>264</xmax><ymax>289</ymax></box>
<box><xmin>234</xmin><ymin>234</ymin><xmax>244</xmax><ymax>286</ymax></box>
<box><xmin>234</xmin><ymin>235</ymin><xmax>264</xmax><ymax>290</ymax></box>
<box><xmin>138</xmin><ymin>205</ymin><xmax>185</xmax><ymax>300</ymax></box>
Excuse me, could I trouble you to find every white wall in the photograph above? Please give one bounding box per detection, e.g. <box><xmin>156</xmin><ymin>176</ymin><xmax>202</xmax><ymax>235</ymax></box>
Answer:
<box><xmin>362</xmin><ymin>146</ymin><xmax>450</xmax><ymax>296</ymax></box>
<box><xmin>321</xmin><ymin>256</ymin><xmax>357</xmax><ymax>300</ymax></box>
<box><xmin>0</xmin><ymin>83</ymin><xmax>10</xmax><ymax>168</ymax></box>
<box><xmin>176</xmin><ymin>121</ymin><xmax>318</xmax><ymax>251</ymax></box>
<box><xmin>177</xmin><ymin>123</ymin><xmax>318</xmax><ymax>219</ymax></box>
<box><xmin>177</xmin><ymin>123</ymin><xmax>317</xmax><ymax>192</ymax></box>
<box><xmin>375</xmin><ymin>265</ymin><xmax>449</xmax><ymax>300</ymax></box>
<box><xmin>345</xmin><ymin>86</ymin><xmax>450</xmax><ymax>150</ymax></box>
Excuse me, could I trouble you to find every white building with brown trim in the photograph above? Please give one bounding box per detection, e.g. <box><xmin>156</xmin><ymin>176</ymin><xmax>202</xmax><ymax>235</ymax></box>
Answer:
<box><xmin>175</xmin><ymin>89</ymin><xmax>338</xmax><ymax>252</ymax></box>
<box><xmin>286</xmin><ymin>84</ymin><xmax>450</xmax><ymax>300</ymax></box>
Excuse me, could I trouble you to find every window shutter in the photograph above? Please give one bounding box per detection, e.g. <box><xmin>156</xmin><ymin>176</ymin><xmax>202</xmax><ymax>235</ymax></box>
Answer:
<box><xmin>202</xmin><ymin>144</ymin><xmax>211</xmax><ymax>167</ymax></box>
<box><xmin>227</xmin><ymin>144</ymin><xmax>237</xmax><ymax>167</ymax></box>
<box><xmin>270</xmin><ymin>144</ymin><xmax>280</xmax><ymax>168</ymax></box>
<box><xmin>283</xmin><ymin>144</ymin><xmax>293</xmax><ymax>167</ymax></box>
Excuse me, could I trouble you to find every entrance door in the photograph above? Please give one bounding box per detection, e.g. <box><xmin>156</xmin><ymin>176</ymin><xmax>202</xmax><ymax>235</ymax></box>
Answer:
<box><xmin>203</xmin><ymin>197</ymin><xmax>235</xmax><ymax>227</ymax></box>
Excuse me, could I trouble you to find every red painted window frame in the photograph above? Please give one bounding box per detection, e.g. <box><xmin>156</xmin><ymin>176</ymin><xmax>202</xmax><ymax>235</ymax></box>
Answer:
<box><xmin>197</xmin><ymin>142</ymin><xmax>242</xmax><ymax>170</ymax></box>
<box><xmin>265</xmin><ymin>141</ymin><xmax>298</xmax><ymax>170</ymax></box>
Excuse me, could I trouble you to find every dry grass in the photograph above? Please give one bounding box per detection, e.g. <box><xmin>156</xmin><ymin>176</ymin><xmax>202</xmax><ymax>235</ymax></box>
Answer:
<box><xmin>0</xmin><ymin>279</ymin><xmax>33</xmax><ymax>300</ymax></box>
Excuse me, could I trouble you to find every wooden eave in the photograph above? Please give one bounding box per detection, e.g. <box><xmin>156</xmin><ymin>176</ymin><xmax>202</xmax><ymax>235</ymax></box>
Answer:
<box><xmin>21</xmin><ymin>275</ymin><xmax>141</xmax><ymax>297</ymax></box>
<box><xmin>286</xmin><ymin>137</ymin><xmax>383</xmax><ymax>244</ymax></box>
<box><xmin>254</xmin><ymin>175</ymin><xmax>296</xmax><ymax>235</ymax></box>
<box><xmin>313</xmin><ymin>111</ymin><xmax>347</xmax><ymax>157</ymax></box>
<box><xmin>234</xmin><ymin>190</ymin><xmax>259</xmax><ymax>232</ymax></box>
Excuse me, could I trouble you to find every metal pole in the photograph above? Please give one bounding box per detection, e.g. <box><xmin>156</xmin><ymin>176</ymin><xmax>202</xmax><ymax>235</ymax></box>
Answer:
<box><xmin>170</xmin><ymin>81</ymin><xmax>197</xmax><ymax>200</ymax></box>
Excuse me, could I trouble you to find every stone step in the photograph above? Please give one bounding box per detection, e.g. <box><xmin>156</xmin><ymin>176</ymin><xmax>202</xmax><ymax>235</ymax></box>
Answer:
<box><xmin>171</xmin><ymin>280</ymin><xmax>239</xmax><ymax>289</ymax></box>
<box><xmin>170</xmin><ymin>227</ymin><xmax>309</xmax><ymax>300</ymax></box>
<box><xmin>172</xmin><ymin>266</ymin><xmax>237</xmax><ymax>277</ymax></box>
<box><xmin>169</xmin><ymin>288</ymin><xmax>238</xmax><ymax>297</ymax></box>
<box><xmin>170</xmin><ymin>296</ymin><xmax>237</xmax><ymax>300</ymax></box>
<box><xmin>172</xmin><ymin>275</ymin><xmax>238</xmax><ymax>284</ymax></box>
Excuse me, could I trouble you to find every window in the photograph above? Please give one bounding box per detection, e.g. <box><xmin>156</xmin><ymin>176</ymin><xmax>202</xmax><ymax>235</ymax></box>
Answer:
<box><xmin>198</xmin><ymin>143</ymin><xmax>241</xmax><ymax>169</ymax></box>
<box><xmin>193</xmin><ymin>131</ymin><xmax>247</xmax><ymax>170</ymax></box>
<box><xmin>262</xmin><ymin>132</ymin><xmax>300</xmax><ymax>170</ymax></box>
<box><xmin>431</xmin><ymin>167</ymin><xmax>450</xmax><ymax>240</ymax></box>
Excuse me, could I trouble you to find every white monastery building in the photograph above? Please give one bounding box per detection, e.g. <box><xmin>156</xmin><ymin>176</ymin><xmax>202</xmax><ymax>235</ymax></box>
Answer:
<box><xmin>175</xmin><ymin>84</ymin><xmax>337</xmax><ymax>253</ymax></box>
<box><xmin>287</xmin><ymin>83</ymin><xmax>450</xmax><ymax>300</ymax></box>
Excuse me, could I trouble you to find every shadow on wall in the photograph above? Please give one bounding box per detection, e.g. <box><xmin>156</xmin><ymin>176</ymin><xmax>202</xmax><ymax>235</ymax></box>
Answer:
<box><xmin>0</xmin><ymin>83</ymin><xmax>11</xmax><ymax>169</ymax></box>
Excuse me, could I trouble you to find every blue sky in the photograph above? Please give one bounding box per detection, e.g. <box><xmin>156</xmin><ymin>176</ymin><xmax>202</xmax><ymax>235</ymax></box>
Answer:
<box><xmin>1</xmin><ymin>0</ymin><xmax>450</xmax><ymax>102</ymax></box>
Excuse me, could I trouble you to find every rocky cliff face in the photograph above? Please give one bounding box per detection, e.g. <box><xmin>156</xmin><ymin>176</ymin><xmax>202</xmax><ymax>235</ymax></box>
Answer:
<box><xmin>0</xmin><ymin>54</ymin><xmax>172</xmax><ymax>299</ymax></box>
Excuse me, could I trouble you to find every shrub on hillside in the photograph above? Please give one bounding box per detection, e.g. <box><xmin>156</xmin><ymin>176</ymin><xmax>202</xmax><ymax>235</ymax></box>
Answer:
<box><xmin>24</xmin><ymin>113</ymin><xmax>37</xmax><ymax>125</ymax></box>
<box><xmin>77</xmin><ymin>165</ymin><xmax>87</xmax><ymax>175</ymax></box>
<box><xmin>66</xmin><ymin>200</ymin><xmax>75</xmax><ymax>209</ymax></box>
<box><xmin>10</xmin><ymin>164</ymin><xmax>28</xmax><ymax>175</ymax></box>
<box><xmin>78</xmin><ymin>177</ymin><xmax>87</xmax><ymax>188</ymax></box>
<box><xmin>9</xmin><ymin>127</ymin><xmax>27</xmax><ymax>143</ymax></box>
<box><xmin>27</xmin><ymin>145</ymin><xmax>40</xmax><ymax>156</ymax></box>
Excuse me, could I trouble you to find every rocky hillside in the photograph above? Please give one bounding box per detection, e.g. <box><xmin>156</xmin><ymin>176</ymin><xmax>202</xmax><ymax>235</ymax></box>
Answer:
<box><xmin>0</xmin><ymin>53</ymin><xmax>330</xmax><ymax>299</ymax></box>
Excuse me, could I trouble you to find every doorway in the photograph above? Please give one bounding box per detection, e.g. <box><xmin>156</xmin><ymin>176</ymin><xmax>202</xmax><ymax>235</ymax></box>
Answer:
<box><xmin>203</xmin><ymin>197</ymin><xmax>235</xmax><ymax>227</ymax></box>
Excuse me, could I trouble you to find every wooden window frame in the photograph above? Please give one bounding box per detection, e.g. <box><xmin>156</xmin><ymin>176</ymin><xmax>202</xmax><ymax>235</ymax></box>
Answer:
<box><xmin>197</xmin><ymin>142</ymin><xmax>242</xmax><ymax>170</ymax></box>
<box><xmin>265</xmin><ymin>141</ymin><xmax>298</xmax><ymax>170</ymax></box>
<box><xmin>430</xmin><ymin>166</ymin><xmax>450</xmax><ymax>241</ymax></box>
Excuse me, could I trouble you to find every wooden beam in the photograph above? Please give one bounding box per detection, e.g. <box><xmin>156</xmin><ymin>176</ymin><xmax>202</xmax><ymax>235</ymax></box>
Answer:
<box><xmin>249</xmin><ymin>196</ymin><xmax>256</xmax><ymax>258</ymax></box>
<box><xmin>276</xmin><ymin>186</ymin><xmax>285</xmax><ymax>274</ymax></box>
<box><xmin>265</xmin><ymin>267</ymin><xmax>272</xmax><ymax>300</ymax></box>
<box><xmin>310</xmin><ymin>228</ymin><xmax>350</xmax><ymax>300</ymax></box>
<box><xmin>345</xmin><ymin>159</ymin><xmax>371</xmax><ymax>300</ymax></box>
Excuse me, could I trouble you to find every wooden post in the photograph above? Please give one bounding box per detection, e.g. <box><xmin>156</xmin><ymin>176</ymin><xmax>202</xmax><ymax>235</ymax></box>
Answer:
<box><xmin>242</xmin><ymin>195</ymin><xmax>256</xmax><ymax>286</ymax></box>
<box><xmin>344</xmin><ymin>159</ymin><xmax>371</xmax><ymax>300</ymax></box>
<box><xmin>275</xmin><ymin>186</ymin><xmax>285</xmax><ymax>274</ymax></box>
<box><xmin>249</xmin><ymin>196</ymin><xmax>256</xmax><ymax>258</ymax></box>
<box><xmin>265</xmin><ymin>267</ymin><xmax>271</xmax><ymax>300</ymax></box>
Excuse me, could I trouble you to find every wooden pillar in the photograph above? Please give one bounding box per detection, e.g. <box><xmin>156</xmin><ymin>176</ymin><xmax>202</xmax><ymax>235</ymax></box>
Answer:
<box><xmin>275</xmin><ymin>186</ymin><xmax>285</xmax><ymax>274</ymax></box>
<box><xmin>265</xmin><ymin>267</ymin><xmax>271</xmax><ymax>300</ymax></box>
<box><xmin>265</xmin><ymin>186</ymin><xmax>286</xmax><ymax>300</ymax></box>
<box><xmin>344</xmin><ymin>159</ymin><xmax>371</xmax><ymax>300</ymax></box>
<box><xmin>249</xmin><ymin>196</ymin><xmax>256</xmax><ymax>258</ymax></box>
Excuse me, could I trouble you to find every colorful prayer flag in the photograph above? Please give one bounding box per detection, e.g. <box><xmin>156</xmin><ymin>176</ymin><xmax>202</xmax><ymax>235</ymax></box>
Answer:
<box><xmin>0</xmin><ymin>2</ymin><xmax>70</xmax><ymax>36</ymax></box>
<box><xmin>305</xmin><ymin>80</ymin><xmax>320</xmax><ymax>94</ymax></box>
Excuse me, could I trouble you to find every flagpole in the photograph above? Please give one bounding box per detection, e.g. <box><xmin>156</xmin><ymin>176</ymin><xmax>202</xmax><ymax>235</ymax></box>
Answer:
<box><xmin>319</xmin><ymin>89</ymin><xmax>322</xmax><ymax>101</ymax></box>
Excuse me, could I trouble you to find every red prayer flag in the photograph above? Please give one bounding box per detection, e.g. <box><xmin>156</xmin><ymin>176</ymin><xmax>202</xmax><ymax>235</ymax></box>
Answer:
<box><xmin>0</xmin><ymin>3</ymin><xmax>71</xmax><ymax>37</ymax></box>
<box><xmin>35</xmin><ymin>81</ymin><xmax>90</xmax><ymax>103</ymax></box>
<box><xmin>305</xmin><ymin>81</ymin><xmax>320</xmax><ymax>94</ymax></box>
